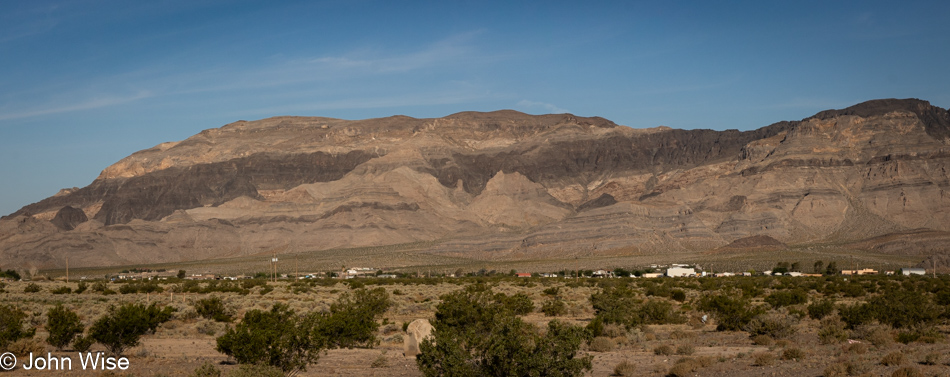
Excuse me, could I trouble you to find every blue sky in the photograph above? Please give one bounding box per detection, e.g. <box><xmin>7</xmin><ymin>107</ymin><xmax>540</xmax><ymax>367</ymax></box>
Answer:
<box><xmin>1</xmin><ymin>0</ymin><xmax>949</xmax><ymax>216</ymax></box>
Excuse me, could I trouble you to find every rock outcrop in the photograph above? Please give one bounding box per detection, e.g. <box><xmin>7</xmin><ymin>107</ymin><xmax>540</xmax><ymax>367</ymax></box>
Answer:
<box><xmin>2</xmin><ymin>98</ymin><xmax>949</xmax><ymax>269</ymax></box>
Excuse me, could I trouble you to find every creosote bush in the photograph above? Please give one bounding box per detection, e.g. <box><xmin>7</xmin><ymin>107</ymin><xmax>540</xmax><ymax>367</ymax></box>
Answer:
<box><xmin>46</xmin><ymin>304</ymin><xmax>84</xmax><ymax>350</ymax></box>
<box><xmin>216</xmin><ymin>288</ymin><xmax>391</xmax><ymax>375</ymax></box>
<box><xmin>540</xmin><ymin>298</ymin><xmax>567</xmax><ymax>317</ymax></box>
<box><xmin>0</xmin><ymin>304</ymin><xmax>36</xmax><ymax>350</ymax></box>
<box><xmin>194</xmin><ymin>296</ymin><xmax>233</xmax><ymax>322</ymax></box>
<box><xmin>698</xmin><ymin>293</ymin><xmax>764</xmax><ymax>331</ymax></box>
<box><xmin>217</xmin><ymin>303</ymin><xmax>322</xmax><ymax>376</ymax></box>
<box><xmin>807</xmin><ymin>298</ymin><xmax>835</xmax><ymax>320</ymax></box>
<box><xmin>89</xmin><ymin>302</ymin><xmax>175</xmax><ymax>356</ymax></box>
<box><xmin>417</xmin><ymin>284</ymin><xmax>592</xmax><ymax>377</ymax></box>
<box><xmin>317</xmin><ymin>287</ymin><xmax>392</xmax><ymax>348</ymax></box>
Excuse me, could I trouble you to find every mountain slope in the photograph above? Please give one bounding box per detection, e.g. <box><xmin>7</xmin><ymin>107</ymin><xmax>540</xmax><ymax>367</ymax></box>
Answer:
<box><xmin>3</xmin><ymin>99</ymin><xmax>949</xmax><ymax>269</ymax></box>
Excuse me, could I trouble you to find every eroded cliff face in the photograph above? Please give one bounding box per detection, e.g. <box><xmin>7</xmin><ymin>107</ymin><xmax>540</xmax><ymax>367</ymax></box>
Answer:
<box><xmin>3</xmin><ymin>99</ymin><xmax>949</xmax><ymax>268</ymax></box>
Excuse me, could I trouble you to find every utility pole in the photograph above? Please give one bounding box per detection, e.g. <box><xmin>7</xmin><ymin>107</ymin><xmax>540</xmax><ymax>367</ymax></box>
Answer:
<box><xmin>65</xmin><ymin>257</ymin><xmax>69</xmax><ymax>283</ymax></box>
<box><xmin>271</xmin><ymin>250</ymin><xmax>278</xmax><ymax>282</ymax></box>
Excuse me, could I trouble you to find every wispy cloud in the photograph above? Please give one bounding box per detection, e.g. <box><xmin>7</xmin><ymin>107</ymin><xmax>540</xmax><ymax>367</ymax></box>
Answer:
<box><xmin>517</xmin><ymin>100</ymin><xmax>569</xmax><ymax>114</ymax></box>
<box><xmin>0</xmin><ymin>91</ymin><xmax>152</xmax><ymax>121</ymax></box>
<box><xmin>0</xmin><ymin>31</ymin><xmax>496</xmax><ymax>122</ymax></box>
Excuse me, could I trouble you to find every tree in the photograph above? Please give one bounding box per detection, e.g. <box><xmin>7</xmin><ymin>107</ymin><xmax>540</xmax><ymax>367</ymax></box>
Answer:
<box><xmin>813</xmin><ymin>261</ymin><xmax>825</xmax><ymax>274</ymax></box>
<box><xmin>216</xmin><ymin>304</ymin><xmax>325</xmax><ymax>376</ymax></box>
<box><xmin>417</xmin><ymin>285</ymin><xmax>592</xmax><ymax>377</ymax></box>
<box><xmin>825</xmin><ymin>261</ymin><xmax>838</xmax><ymax>275</ymax></box>
<box><xmin>0</xmin><ymin>304</ymin><xmax>35</xmax><ymax>349</ymax></box>
<box><xmin>177</xmin><ymin>270</ymin><xmax>186</xmax><ymax>279</ymax></box>
<box><xmin>46</xmin><ymin>304</ymin><xmax>84</xmax><ymax>350</ymax></box>
<box><xmin>89</xmin><ymin>303</ymin><xmax>175</xmax><ymax>355</ymax></box>
<box><xmin>0</xmin><ymin>269</ymin><xmax>21</xmax><ymax>281</ymax></box>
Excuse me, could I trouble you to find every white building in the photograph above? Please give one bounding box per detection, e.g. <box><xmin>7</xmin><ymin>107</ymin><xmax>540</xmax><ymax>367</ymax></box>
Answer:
<box><xmin>901</xmin><ymin>268</ymin><xmax>926</xmax><ymax>276</ymax></box>
<box><xmin>666</xmin><ymin>267</ymin><xmax>696</xmax><ymax>277</ymax></box>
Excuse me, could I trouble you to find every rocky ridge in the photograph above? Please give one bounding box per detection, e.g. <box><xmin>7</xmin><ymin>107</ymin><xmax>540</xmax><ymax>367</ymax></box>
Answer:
<box><xmin>2</xmin><ymin>99</ymin><xmax>949</xmax><ymax>269</ymax></box>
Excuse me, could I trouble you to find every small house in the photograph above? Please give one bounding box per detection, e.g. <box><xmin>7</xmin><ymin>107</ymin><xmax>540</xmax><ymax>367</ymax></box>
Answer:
<box><xmin>666</xmin><ymin>267</ymin><xmax>696</xmax><ymax>277</ymax></box>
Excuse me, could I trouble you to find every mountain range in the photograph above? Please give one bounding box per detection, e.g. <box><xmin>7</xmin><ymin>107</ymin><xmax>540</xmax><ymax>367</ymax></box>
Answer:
<box><xmin>3</xmin><ymin>98</ymin><xmax>949</xmax><ymax>270</ymax></box>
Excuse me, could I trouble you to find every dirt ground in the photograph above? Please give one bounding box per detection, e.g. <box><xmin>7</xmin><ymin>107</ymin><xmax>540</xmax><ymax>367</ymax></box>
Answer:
<box><xmin>3</xmin><ymin>279</ymin><xmax>950</xmax><ymax>376</ymax></box>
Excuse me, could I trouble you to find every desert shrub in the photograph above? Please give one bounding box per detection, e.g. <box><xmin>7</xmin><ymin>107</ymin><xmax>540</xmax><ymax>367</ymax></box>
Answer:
<box><xmin>698</xmin><ymin>293</ymin><xmax>764</xmax><ymax>331</ymax></box>
<box><xmin>838</xmin><ymin>302</ymin><xmax>875</xmax><ymax>329</ymax></box>
<box><xmin>891</xmin><ymin>367</ymin><xmax>923</xmax><ymax>377</ymax></box>
<box><xmin>500</xmin><ymin>292</ymin><xmax>534</xmax><ymax>315</ymax></box>
<box><xmin>417</xmin><ymin>285</ymin><xmax>592</xmax><ymax>377</ymax></box>
<box><xmin>590</xmin><ymin>285</ymin><xmax>641</xmax><ymax>327</ymax></box>
<box><xmin>317</xmin><ymin>287</ymin><xmax>391</xmax><ymax>348</ymax></box>
<box><xmin>540</xmin><ymin>298</ymin><xmax>567</xmax><ymax>317</ymax></box>
<box><xmin>0</xmin><ymin>304</ymin><xmax>36</xmax><ymax>350</ymax></box>
<box><xmin>861</xmin><ymin>326</ymin><xmax>893</xmax><ymax>348</ymax></box>
<box><xmin>51</xmin><ymin>286</ymin><xmax>72</xmax><ymax>294</ymax></box>
<box><xmin>668</xmin><ymin>357</ymin><xmax>705</xmax><ymax>377</ymax></box>
<box><xmin>240</xmin><ymin>279</ymin><xmax>267</xmax><ymax>290</ymax></box>
<box><xmin>639</xmin><ymin>299</ymin><xmax>683</xmax><ymax>325</ymax></box>
<box><xmin>752</xmin><ymin>352</ymin><xmax>775</xmax><ymax>366</ymax></box>
<box><xmin>194</xmin><ymin>296</ymin><xmax>233</xmax><ymax>322</ymax></box>
<box><xmin>24</xmin><ymin>283</ymin><xmax>41</xmax><ymax>293</ymax></box>
<box><xmin>880</xmin><ymin>351</ymin><xmax>906</xmax><ymax>366</ymax></box>
<box><xmin>781</xmin><ymin>347</ymin><xmax>805</xmax><ymax>361</ymax></box>
<box><xmin>847</xmin><ymin>342</ymin><xmax>867</xmax><ymax>354</ymax></box>
<box><xmin>676</xmin><ymin>344</ymin><xmax>695</xmax><ymax>355</ymax></box>
<box><xmin>589</xmin><ymin>336</ymin><xmax>615</xmax><ymax>352</ymax></box>
<box><xmin>75</xmin><ymin>281</ymin><xmax>88</xmax><ymax>294</ymax></box>
<box><xmin>190</xmin><ymin>362</ymin><xmax>222</xmax><ymax>377</ymax></box>
<box><xmin>119</xmin><ymin>280</ymin><xmax>164</xmax><ymax>294</ymax></box>
<box><xmin>46</xmin><ymin>304</ymin><xmax>84</xmax><ymax>350</ymax></box>
<box><xmin>824</xmin><ymin>362</ymin><xmax>848</xmax><ymax>377</ymax></box>
<box><xmin>751</xmin><ymin>334</ymin><xmax>773</xmax><ymax>345</ymax></box>
<box><xmin>370</xmin><ymin>352</ymin><xmax>388</xmax><ymax>368</ymax></box>
<box><xmin>671</xmin><ymin>289</ymin><xmax>687</xmax><ymax>302</ymax></box>
<box><xmin>807</xmin><ymin>298</ymin><xmax>835</xmax><ymax>320</ymax></box>
<box><xmin>613</xmin><ymin>360</ymin><xmax>636</xmax><ymax>376</ymax></box>
<box><xmin>72</xmin><ymin>335</ymin><xmax>94</xmax><ymax>352</ymax></box>
<box><xmin>895</xmin><ymin>331</ymin><xmax>919</xmax><ymax>344</ymax></box>
<box><xmin>818</xmin><ymin>317</ymin><xmax>849</xmax><ymax>344</ymax></box>
<box><xmin>764</xmin><ymin>289</ymin><xmax>807</xmax><ymax>308</ymax></box>
<box><xmin>216</xmin><ymin>303</ymin><xmax>324</xmax><ymax>375</ymax></box>
<box><xmin>542</xmin><ymin>286</ymin><xmax>560</xmax><ymax>296</ymax></box>
<box><xmin>89</xmin><ymin>302</ymin><xmax>175</xmax><ymax>356</ymax></box>
<box><xmin>653</xmin><ymin>344</ymin><xmax>674</xmax><ymax>356</ymax></box>
<box><xmin>91</xmin><ymin>281</ymin><xmax>116</xmax><ymax>295</ymax></box>
<box><xmin>869</xmin><ymin>289</ymin><xmax>940</xmax><ymax>329</ymax></box>
<box><xmin>744</xmin><ymin>314</ymin><xmax>797</xmax><ymax>339</ymax></box>
<box><xmin>7</xmin><ymin>338</ymin><xmax>45</xmax><ymax>356</ymax></box>
<box><xmin>922</xmin><ymin>352</ymin><xmax>941</xmax><ymax>365</ymax></box>
<box><xmin>842</xmin><ymin>283</ymin><xmax>866</xmax><ymax>297</ymax></box>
